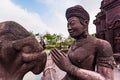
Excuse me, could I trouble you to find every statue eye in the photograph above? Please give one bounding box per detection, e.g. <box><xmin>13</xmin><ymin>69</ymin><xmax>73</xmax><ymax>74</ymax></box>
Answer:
<box><xmin>70</xmin><ymin>21</ymin><xmax>75</xmax><ymax>26</ymax></box>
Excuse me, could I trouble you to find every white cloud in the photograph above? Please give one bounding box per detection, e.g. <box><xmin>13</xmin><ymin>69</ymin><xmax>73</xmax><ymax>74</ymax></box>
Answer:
<box><xmin>0</xmin><ymin>0</ymin><xmax>102</xmax><ymax>37</ymax></box>
<box><xmin>0</xmin><ymin>0</ymin><xmax>53</xmax><ymax>34</ymax></box>
<box><xmin>36</xmin><ymin>0</ymin><xmax>82</xmax><ymax>37</ymax></box>
<box><xmin>23</xmin><ymin>71</ymin><xmax>42</xmax><ymax>80</ymax></box>
<box><xmin>37</xmin><ymin>0</ymin><xmax>55</xmax><ymax>4</ymax></box>
<box><xmin>36</xmin><ymin>0</ymin><xmax>102</xmax><ymax>36</ymax></box>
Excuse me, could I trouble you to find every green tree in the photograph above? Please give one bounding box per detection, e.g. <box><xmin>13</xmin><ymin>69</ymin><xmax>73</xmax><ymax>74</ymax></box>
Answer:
<box><xmin>35</xmin><ymin>32</ymin><xmax>75</xmax><ymax>49</ymax></box>
<box><xmin>91</xmin><ymin>33</ymin><xmax>96</xmax><ymax>37</ymax></box>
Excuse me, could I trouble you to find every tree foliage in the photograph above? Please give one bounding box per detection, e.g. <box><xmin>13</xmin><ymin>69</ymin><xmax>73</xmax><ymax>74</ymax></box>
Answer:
<box><xmin>91</xmin><ymin>33</ymin><xmax>96</xmax><ymax>37</ymax></box>
<box><xmin>35</xmin><ymin>32</ymin><xmax>74</xmax><ymax>49</ymax></box>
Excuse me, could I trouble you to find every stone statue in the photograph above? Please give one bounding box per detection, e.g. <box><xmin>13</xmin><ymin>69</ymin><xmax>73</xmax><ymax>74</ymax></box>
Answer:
<box><xmin>50</xmin><ymin>5</ymin><xmax>115</xmax><ymax>80</ymax></box>
<box><xmin>0</xmin><ymin>21</ymin><xmax>47</xmax><ymax>80</ymax></box>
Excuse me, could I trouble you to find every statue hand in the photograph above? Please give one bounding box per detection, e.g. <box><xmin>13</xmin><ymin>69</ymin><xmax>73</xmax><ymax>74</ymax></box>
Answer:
<box><xmin>50</xmin><ymin>48</ymin><xmax>72</xmax><ymax>72</ymax></box>
<box><xmin>22</xmin><ymin>51</ymin><xmax>47</xmax><ymax>74</ymax></box>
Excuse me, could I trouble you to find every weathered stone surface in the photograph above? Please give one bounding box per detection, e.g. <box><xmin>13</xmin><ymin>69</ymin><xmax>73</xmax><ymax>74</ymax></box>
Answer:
<box><xmin>94</xmin><ymin>0</ymin><xmax>120</xmax><ymax>58</ymax></box>
<box><xmin>0</xmin><ymin>21</ymin><xmax>47</xmax><ymax>80</ymax></box>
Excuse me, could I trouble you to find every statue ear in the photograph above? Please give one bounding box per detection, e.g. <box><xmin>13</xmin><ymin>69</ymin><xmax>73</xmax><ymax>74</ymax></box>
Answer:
<box><xmin>83</xmin><ymin>20</ymin><xmax>88</xmax><ymax>32</ymax></box>
<box><xmin>84</xmin><ymin>20</ymin><xmax>88</xmax><ymax>25</ymax></box>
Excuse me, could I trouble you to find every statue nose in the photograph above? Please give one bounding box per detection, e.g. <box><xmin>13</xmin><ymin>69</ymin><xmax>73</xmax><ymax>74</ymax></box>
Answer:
<box><xmin>68</xmin><ymin>25</ymin><xmax>72</xmax><ymax>29</ymax></box>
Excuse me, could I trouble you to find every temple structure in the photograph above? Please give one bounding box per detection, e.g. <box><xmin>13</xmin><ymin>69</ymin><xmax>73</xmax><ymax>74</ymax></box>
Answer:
<box><xmin>94</xmin><ymin>0</ymin><xmax>120</xmax><ymax>54</ymax></box>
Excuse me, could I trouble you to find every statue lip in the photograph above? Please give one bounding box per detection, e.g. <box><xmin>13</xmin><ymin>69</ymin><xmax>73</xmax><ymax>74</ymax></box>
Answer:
<box><xmin>68</xmin><ymin>30</ymin><xmax>74</xmax><ymax>34</ymax></box>
<box><xmin>69</xmin><ymin>31</ymin><xmax>74</xmax><ymax>35</ymax></box>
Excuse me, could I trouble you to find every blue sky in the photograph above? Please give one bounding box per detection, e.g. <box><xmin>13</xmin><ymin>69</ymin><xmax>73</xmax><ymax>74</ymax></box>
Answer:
<box><xmin>0</xmin><ymin>0</ymin><xmax>102</xmax><ymax>79</ymax></box>
<box><xmin>0</xmin><ymin>0</ymin><xmax>102</xmax><ymax>37</ymax></box>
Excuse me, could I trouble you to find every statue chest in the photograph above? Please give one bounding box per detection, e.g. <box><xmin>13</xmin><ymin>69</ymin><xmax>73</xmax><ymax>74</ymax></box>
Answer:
<box><xmin>68</xmin><ymin>41</ymin><xmax>96</xmax><ymax>69</ymax></box>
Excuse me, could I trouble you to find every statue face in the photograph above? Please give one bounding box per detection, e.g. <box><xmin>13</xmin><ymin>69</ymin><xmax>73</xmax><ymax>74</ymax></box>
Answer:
<box><xmin>67</xmin><ymin>16</ymin><xmax>85</xmax><ymax>39</ymax></box>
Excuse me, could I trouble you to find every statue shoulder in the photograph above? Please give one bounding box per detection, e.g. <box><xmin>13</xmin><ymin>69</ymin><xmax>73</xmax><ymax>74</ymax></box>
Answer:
<box><xmin>96</xmin><ymin>38</ymin><xmax>111</xmax><ymax>47</ymax></box>
<box><xmin>95</xmin><ymin>38</ymin><xmax>113</xmax><ymax>57</ymax></box>
<box><xmin>95</xmin><ymin>38</ymin><xmax>115</xmax><ymax>69</ymax></box>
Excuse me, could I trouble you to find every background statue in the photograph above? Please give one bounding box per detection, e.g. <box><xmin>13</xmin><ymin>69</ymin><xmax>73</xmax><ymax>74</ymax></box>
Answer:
<box><xmin>0</xmin><ymin>21</ymin><xmax>47</xmax><ymax>80</ymax></box>
<box><xmin>50</xmin><ymin>5</ymin><xmax>115</xmax><ymax>80</ymax></box>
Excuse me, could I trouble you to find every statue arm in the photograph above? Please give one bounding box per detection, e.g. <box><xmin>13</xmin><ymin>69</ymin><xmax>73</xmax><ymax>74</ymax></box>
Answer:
<box><xmin>12</xmin><ymin>35</ymin><xmax>47</xmax><ymax>74</ymax></box>
<box><xmin>22</xmin><ymin>51</ymin><xmax>47</xmax><ymax>62</ymax></box>
<box><xmin>63</xmin><ymin>60</ymin><xmax>114</xmax><ymax>80</ymax></box>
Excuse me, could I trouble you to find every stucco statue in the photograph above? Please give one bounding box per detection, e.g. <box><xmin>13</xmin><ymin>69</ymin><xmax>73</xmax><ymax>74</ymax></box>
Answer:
<box><xmin>0</xmin><ymin>21</ymin><xmax>47</xmax><ymax>80</ymax></box>
<box><xmin>50</xmin><ymin>5</ymin><xmax>115</xmax><ymax>80</ymax></box>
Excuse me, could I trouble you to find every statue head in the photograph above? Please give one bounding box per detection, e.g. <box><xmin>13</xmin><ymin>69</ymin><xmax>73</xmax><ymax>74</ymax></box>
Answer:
<box><xmin>65</xmin><ymin>5</ymin><xmax>90</xmax><ymax>27</ymax></box>
<box><xmin>65</xmin><ymin>5</ymin><xmax>90</xmax><ymax>39</ymax></box>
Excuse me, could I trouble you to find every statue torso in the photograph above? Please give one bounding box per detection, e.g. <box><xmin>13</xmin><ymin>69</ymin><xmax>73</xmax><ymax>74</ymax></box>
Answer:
<box><xmin>68</xmin><ymin>36</ymin><xmax>97</xmax><ymax>70</ymax></box>
<box><xmin>65</xmin><ymin>36</ymin><xmax>97</xmax><ymax>80</ymax></box>
<box><xmin>62</xmin><ymin>36</ymin><xmax>115</xmax><ymax>80</ymax></box>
